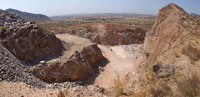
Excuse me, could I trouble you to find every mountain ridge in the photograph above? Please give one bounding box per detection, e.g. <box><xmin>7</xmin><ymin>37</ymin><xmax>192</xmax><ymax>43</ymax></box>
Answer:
<box><xmin>6</xmin><ymin>8</ymin><xmax>51</xmax><ymax>22</ymax></box>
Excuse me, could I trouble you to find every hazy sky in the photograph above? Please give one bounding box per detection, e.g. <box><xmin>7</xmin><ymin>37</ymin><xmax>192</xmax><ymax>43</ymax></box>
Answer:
<box><xmin>0</xmin><ymin>0</ymin><xmax>200</xmax><ymax>16</ymax></box>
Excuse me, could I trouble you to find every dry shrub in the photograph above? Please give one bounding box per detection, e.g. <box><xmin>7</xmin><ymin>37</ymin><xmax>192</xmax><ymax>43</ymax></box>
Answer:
<box><xmin>114</xmin><ymin>76</ymin><xmax>125</xmax><ymax>97</ymax></box>
<box><xmin>176</xmin><ymin>73</ymin><xmax>200</xmax><ymax>97</ymax></box>
<box><xmin>132</xmin><ymin>89</ymin><xmax>147</xmax><ymax>97</ymax></box>
<box><xmin>56</xmin><ymin>89</ymin><xmax>68</xmax><ymax>97</ymax></box>
<box><xmin>142</xmin><ymin>68</ymin><xmax>174</xmax><ymax>97</ymax></box>
<box><xmin>150</xmin><ymin>82</ymin><xmax>173</xmax><ymax>97</ymax></box>
<box><xmin>112</xmin><ymin>74</ymin><xmax>146</xmax><ymax>97</ymax></box>
<box><xmin>183</xmin><ymin>44</ymin><xmax>200</xmax><ymax>61</ymax></box>
<box><xmin>57</xmin><ymin>90</ymin><xmax>65</xmax><ymax>97</ymax></box>
<box><xmin>102</xmin><ymin>88</ymin><xmax>109</xmax><ymax>95</ymax></box>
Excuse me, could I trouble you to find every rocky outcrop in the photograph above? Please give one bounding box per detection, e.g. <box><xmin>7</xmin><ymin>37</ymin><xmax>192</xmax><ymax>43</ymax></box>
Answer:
<box><xmin>0</xmin><ymin>9</ymin><xmax>63</xmax><ymax>63</ymax></box>
<box><xmin>143</xmin><ymin>4</ymin><xmax>200</xmax><ymax>96</ymax></box>
<box><xmin>144</xmin><ymin>3</ymin><xmax>200</xmax><ymax>68</ymax></box>
<box><xmin>66</xmin><ymin>23</ymin><xmax>146</xmax><ymax>45</ymax></box>
<box><xmin>119</xmin><ymin>3</ymin><xmax>200</xmax><ymax>97</ymax></box>
<box><xmin>32</xmin><ymin>43</ymin><xmax>103</xmax><ymax>82</ymax></box>
<box><xmin>6</xmin><ymin>8</ymin><xmax>51</xmax><ymax>22</ymax></box>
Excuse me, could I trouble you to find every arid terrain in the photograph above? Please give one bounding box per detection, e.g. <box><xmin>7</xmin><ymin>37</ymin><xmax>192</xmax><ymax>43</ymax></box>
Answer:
<box><xmin>1</xmin><ymin>3</ymin><xmax>200</xmax><ymax>97</ymax></box>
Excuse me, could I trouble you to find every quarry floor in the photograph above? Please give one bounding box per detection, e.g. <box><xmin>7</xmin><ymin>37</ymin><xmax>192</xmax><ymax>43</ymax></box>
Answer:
<box><xmin>0</xmin><ymin>34</ymin><xmax>145</xmax><ymax>97</ymax></box>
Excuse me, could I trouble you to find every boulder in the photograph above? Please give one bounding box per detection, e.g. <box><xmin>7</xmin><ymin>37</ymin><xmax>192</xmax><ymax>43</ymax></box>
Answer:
<box><xmin>32</xmin><ymin>43</ymin><xmax>103</xmax><ymax>82</ymax></box>
<box><xmin>153</xmin><ymin>64</ymin><xmax>175</xmax><ymax>78</ymax></box>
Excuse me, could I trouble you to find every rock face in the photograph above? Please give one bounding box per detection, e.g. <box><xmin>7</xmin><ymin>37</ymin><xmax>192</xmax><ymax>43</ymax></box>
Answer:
<box><xmin>66</xmin><ymin>23</ymin><xmax>146</xmax><ymax>45</ymax></box>
<box><xmin>6</xmin><ymin>8</ymin><xmax>51</xmax><ymax>22</ymax></box>
<box><xmin>0</xmin><ymin>9</ymin><xmax>63</xmax><ymax>63</ymax></box>
<box><xmin>32</xmin><ymin>43</ymin><xmax>103</xmax><ymax>82</ymax></box>
<box><xmin>144</xmin><ymin>3</ymin><xmax>200</xmax><ymax>69</ymax></box>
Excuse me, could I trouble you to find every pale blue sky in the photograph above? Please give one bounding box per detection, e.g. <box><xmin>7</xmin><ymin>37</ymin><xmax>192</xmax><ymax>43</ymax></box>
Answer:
<box><xmin>0</xmin><ymin>0</ymin><xmax>200</xmax><ymax>16</ymax></box>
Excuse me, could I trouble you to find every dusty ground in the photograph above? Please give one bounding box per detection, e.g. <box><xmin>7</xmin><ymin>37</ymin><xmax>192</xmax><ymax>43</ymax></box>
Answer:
<box><xmin>0</xmin><ymin>34</ymin><xmax>144</xmax><ymax>97</ymax></box>
<box><xmin>95</xmin><ymin>44</ymin><xmax>144</xmax><ymax>89</ymax></box>
<box><xmin>0</xmin><ymin>81</ymin><xmax>58</xmax><ymax>97</ymax></box>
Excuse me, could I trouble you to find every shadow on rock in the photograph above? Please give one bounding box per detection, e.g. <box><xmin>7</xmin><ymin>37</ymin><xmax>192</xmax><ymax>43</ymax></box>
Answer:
<box><xmin>80</xmin><ymin>56</ymin><xmax>110</xmax><ymax>86</ymax></box>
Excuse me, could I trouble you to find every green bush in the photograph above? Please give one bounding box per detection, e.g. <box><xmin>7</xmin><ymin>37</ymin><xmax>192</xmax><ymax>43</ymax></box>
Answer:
<box><xmin>1</xmin><ymin>26</ymin><xmax>6</xmax><ymax>32</ymax></box>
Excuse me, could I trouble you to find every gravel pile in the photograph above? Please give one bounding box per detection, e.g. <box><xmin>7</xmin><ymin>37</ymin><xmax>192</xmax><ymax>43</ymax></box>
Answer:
<box><xmin>0</xmin><ymin>44</ymin><xmax>46</xmax><ymax>87</ymax></box>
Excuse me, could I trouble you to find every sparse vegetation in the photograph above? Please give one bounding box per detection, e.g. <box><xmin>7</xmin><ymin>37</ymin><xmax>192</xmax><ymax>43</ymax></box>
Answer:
<box><xmin>183</xmin><ymin>44</ymin><xmax>200</xmax><ymax>61</ymax></box>
<box><xmin>143</xmin><ymin>70</ymin><xmax>200</xmax><ymax>97</ymax></box>
<box><xmin>113</xmin><ymin>76</ymin><xmax>125</xmax><ymax>97</ymax></box>
<box><xmin>57</xmin><ymin>90</ymin><xmax>65</xmax><ymax>97</ymax></box>
<box><xmin>102</xmin><ymin>88</ymin><xmax>109</xmax><ymax>95</ymax></box>
<box><xmin>56</xmin><ymin>89</ymin><xmax>69</xmax><ymax>97</ymax></box>
<box><xmin>176</xmin><ymin>73</ymin><xmax>200</xmax><ymax>97</ymax></box>
<box><xmin>150</xmin><ymin>81</ymin><xmax>173</xmax><ymax>97</ymax></box>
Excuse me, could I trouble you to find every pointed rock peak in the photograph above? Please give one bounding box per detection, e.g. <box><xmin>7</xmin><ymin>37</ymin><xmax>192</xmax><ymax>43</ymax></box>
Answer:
<box><xmin>160</xmin><ymin>3</ymin><xmax>186</xmax><ymax>13</ymax></box>
<box><xmin>164</xmin><ymin>3</ymin><xmax>181</xmax><ymax>9</ymax></box>
<box><xmin>157</xmin><ymin>3</ymin><xmax>188</xmax><ymax>23</ymax></box>
<box><xmin>144</xmin><ymin>3</ymin><xmax>200</xmax><ymax>67</ymax></box>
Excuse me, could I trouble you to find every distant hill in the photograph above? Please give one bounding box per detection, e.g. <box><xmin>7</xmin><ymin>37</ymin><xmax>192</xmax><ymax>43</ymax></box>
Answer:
<box><xmin>6</xmin><ymin>8</ymin><xmax>51</xmax><ymax>22</ymax></box>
